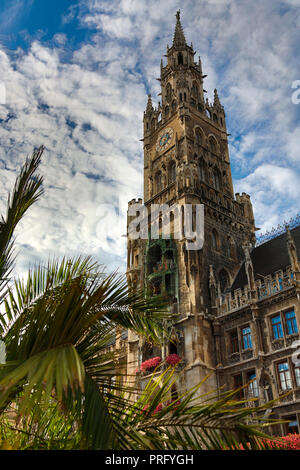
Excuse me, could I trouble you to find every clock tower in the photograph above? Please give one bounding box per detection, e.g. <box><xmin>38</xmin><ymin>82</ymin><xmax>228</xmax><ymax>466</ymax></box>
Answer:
<box><xmin>126</xmin><ymin>11</ymin><xmax>256</xmax><ymax>394</ymax></box>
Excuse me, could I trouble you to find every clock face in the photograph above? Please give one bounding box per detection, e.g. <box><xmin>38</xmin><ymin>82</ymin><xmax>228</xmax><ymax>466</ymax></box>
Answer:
<box><xmin>156</xmin><ymin>127</ymin><xmax>174</xmax><ymax>153</ymax></box>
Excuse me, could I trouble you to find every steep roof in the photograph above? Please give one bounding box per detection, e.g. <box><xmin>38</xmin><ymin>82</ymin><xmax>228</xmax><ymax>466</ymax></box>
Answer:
<box><xmin>230</xmin><ymin>225</ymin><xmax>300</xmax><ymax>291</ymax></box>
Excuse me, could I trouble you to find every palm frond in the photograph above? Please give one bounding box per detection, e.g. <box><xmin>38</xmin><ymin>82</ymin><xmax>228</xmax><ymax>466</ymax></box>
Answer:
<box><xmin>0</xmin><ymin>146</ymin><xmax>44</xmax><ymax>325</ymax></box>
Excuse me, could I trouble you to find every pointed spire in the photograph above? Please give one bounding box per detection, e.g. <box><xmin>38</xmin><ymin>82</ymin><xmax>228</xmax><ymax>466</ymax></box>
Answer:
<box><xmin>172</xmin><ymin>10</ymin><xmax>187</xmax><ymax>47</ymax></box>
<box><xmin>214</xmin><ymin>88</ymin><xmax>221</xmax><ymax>107</ymax></box>
<box><xmin>146</xmin><ymin>94</ymin><xmax>153</xmax><ymax>114</ymax></box>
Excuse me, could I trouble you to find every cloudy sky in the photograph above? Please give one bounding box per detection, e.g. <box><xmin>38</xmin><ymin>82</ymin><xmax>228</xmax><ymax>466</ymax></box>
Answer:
<box><xmin>0</xmin><ymin>0</ymin><xmax>299</xmax><ymax>278</ymax></box>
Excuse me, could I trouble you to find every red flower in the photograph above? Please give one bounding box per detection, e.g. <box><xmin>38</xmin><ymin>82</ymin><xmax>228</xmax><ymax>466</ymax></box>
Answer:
<box><xmin>141</xmin><ymin>403</ymin><xmax>162</xmax><ymax>416</ymax></box>
<box><xmin>165</xmin><ymin>354</ymin><xmax>181</xmax><ymax>366</ymax></box>
<box><xmin>154</xmin><ymin>404</ymin><xmax>162</xmax><ymax>414</ymax></box>
<box><xmin>232</xmin><ymin>434</ymin><xmax>300</xmax><ymax>450</ymax></box>
<box><xmin>140</xmin><ymin>356</ymin><xmax>161</xmax><ymax>372</ymax></box>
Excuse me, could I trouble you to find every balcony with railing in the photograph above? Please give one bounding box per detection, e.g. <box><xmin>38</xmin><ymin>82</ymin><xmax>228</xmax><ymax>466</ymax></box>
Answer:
<box><xmin>217</xmin><ymin>266</ymin><xmax>294</xmax><ymax>315</ymax></box>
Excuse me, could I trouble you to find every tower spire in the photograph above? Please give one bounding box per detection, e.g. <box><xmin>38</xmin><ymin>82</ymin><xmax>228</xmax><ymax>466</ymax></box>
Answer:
<box><xmin>145</xmin><ymin>94</ymin><xmax>153</xmax><ymax>115</ymax></box>
<box><xmin>172</xmin><ymin>10</ymin><xmax>187</xmax><ymax>47</ymax></box>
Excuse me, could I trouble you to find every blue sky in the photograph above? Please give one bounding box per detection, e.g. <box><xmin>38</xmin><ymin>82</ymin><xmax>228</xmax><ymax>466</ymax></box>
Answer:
<box><xmin>0</xmin><ymin>0</ymin><xmax>299</xmax><ymax>278</ymax></box>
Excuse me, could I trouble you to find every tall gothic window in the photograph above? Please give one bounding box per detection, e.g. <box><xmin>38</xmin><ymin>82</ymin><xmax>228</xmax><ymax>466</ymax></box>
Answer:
<box><xmin>191</xmin><ymin>82</ymin><xmax>199</xmax><ymax>99</ymax></box>
<box><xmin>209</xmin><ymin>137</ymin><xmax>217</xmax><ymax>154</ymax></box>
<box><xmin>178</xmin><ymin>52</ymin><xmax>183</xmax><ymax>65</ymax></box>
<box><xmin>212</xmin><ymin>229</ymin><xmax>219</xmax><ymax>251</ymax></box>
<box><xmin>199</xmin><ymin>160</ymin><xmax>205</xmax><ymax>181</ymax></box>
<box><xmin>213</xmin><ymin>168</ymin><xmax>221</xmax><ymax>190</ymax></box>
<box><xmin>168</xmin><ymin>161</ymin><xmax>176</xmax><ymax>184</ymax></box>
<box><xmin>172</xmin><ymin>100</ymin><xmax>177</xmax><ymax>113</ymax></box>
<box><xmin>166</xmin><ymin>83</ymin><xmax>172</xmax><ymax>102</ymax></box>
<box><xmin>195</xmin><ymin>128</ymin><xmax>202</xmax><ymax>150</ymax></box>
<box><xmin>155</xmin><ymin>171</ymin><xmax>162</xmax><ymax>193</ymax></box>
<box><xmin>165</xmin><ymin>106</ymin><xmax>169</xmax><ymax>119</ymax></box>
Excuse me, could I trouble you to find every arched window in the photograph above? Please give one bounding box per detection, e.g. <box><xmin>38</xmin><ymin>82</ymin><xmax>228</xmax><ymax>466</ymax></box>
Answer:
<box><xmin>213</xmin><ymin>168</ymin><xmax>221</xmax><ymax>191</ymax></box>
<box><xmin>165</xmin><ymin>106</ymin><xmax>169</xmax><ymax>119</ymax></box>
<box><xmin>213</xmin><ymin>113</ymin><xmax>218</xmax><ymax>123</ymax></box>
<box><xmin>195</xmin><ymin>128</ymin><xmax>202</xmax><ymax>150</ymax></box>
<box><xmin>199</xmin><ymin>160</ymin><xmax>205</xmax><ymax>181</ymax></box>
<box><xmin>168</xmin><ymin>161</ymin><xmax>176</xmax><ymax>184</ymax></box>
<box><xmin>191</xmin><ymin>82</ymin><xmax>199</xmax><ymax>98</ymax></box>
<box><xmin>184</xmin><ymin>92</ymin><xmax>186</xmax><ymax>101</ymax></box>
<box><xmin>209</xmin><ymin>137</ymin><xmax>217</xmax><ymax>154</ymax></box>
<box><xmin>178</xmin><ymin>52</ymin><xmax>183</xmax><ymax>65</ymax></box>
<box><xmin>219</xmin><ymin>269</ymin><xmax>230</xmax><ymax>293</ymax></box>
<box><xmin>151</xmin><ymin>118</ymin><xmax>155</xmax><ymax>129</ymax></box>
<box><xmin>166</xmin><ymin>83</ymin><xmax>172</xmax><ymax>102</ymax></box>
<box><xmin>155</xmin><ymin>171</ymin><xmax>162</xmax><ymax>193</ymax></box>
<box><xmin>179</xmin><ymin>93</ymin><xmax>183</xmax><ymax>102</ymax></box>
<box><xmin>212</xmin><ymin>229</ymin><xmax>219</xmax><ymax>251</ymax></box>
<box><xmin>198</xmin><ymin>103</ymin><xmax>203</xmax><ymax>113</ymax></box>
<box><xmin>172</xmin><ymin>100</ymin><xmax>177</xmax><ymax>113</ymax></box>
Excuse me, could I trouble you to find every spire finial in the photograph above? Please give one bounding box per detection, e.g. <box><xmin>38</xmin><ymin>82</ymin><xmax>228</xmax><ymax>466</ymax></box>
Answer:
<box><xmin>146</xmin><ymin>94</ymin><xmax>153</xmax><ymax>114</ymax></box>
<box><xmin>172</xmin><ymin>10</ymin><xmax>187</xmax><ymax>47</ymax></box>
<box><xmin>214</xmin><ymin>88</ymin><xmax>221</xmax><ymax>107</ymax></box>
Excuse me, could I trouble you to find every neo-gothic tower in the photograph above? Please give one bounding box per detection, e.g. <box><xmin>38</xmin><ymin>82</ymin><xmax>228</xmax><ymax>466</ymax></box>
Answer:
<box><xmin>126</xmin><ymin>11</ymin><xmax>256</xmax><ymax>394</ymax></box>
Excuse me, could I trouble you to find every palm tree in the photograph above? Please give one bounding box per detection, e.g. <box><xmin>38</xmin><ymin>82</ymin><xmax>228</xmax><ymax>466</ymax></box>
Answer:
<box><xmin>0</xmin><ymin>148</ymin><xmax>284</xmax><ymax>450</ymax></box>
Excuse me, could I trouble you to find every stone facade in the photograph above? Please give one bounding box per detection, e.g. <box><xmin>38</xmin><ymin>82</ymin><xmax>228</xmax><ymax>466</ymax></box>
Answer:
<box><xmin>124</xmin><ymin>11</ymin><xmax>300</xmax><ymax>435</ymax></box>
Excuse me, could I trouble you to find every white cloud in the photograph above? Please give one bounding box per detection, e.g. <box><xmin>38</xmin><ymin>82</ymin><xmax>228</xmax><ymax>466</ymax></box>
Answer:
<box><xmin>235</xmin><ymin>164</ymin><xmax>299</xmax><ymax>232</ymax></box>
<box><xmin>0</xmin><ymin>0</ymin><xmax>299</xmax><ymax>278</ymax></box>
